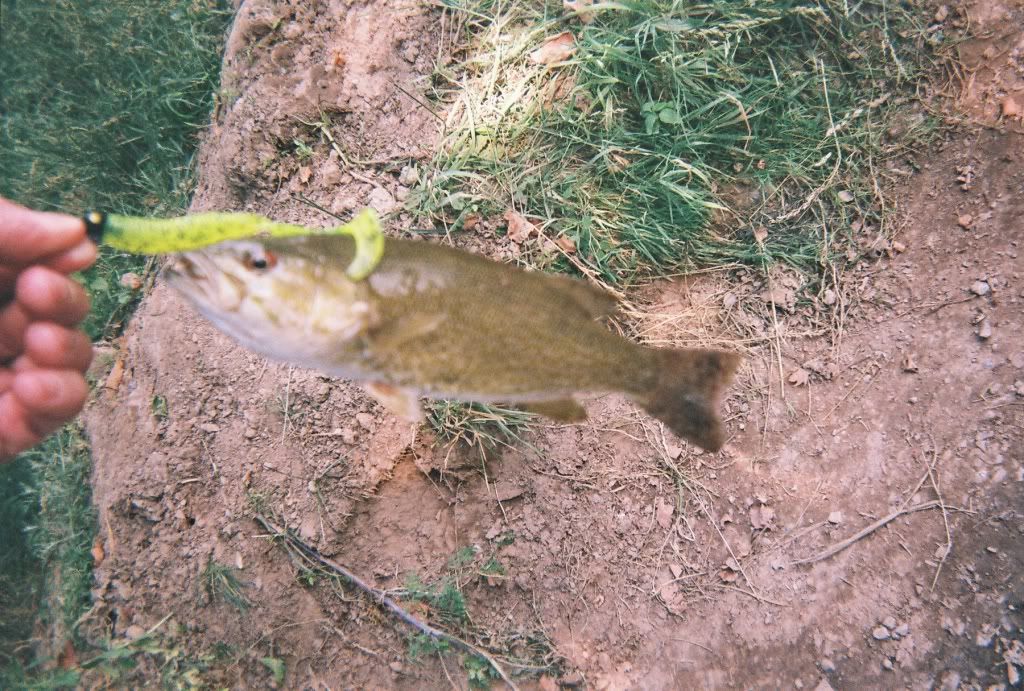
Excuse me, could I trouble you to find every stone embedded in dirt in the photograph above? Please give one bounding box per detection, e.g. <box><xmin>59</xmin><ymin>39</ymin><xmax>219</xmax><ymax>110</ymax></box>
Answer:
<box><xmin>837</xmin><ymin>190</ymin><xmax>854</xmax><ymax>203</ymax></box>
<box><xmin>891</xmin><ymin>240</ymin><xmax>907</xmax><ymax>253</ymax></box>
<box><xmin>823</xmin><ymin>288</ymin><xmax>837</xmax><ymax>305</ymax></box>
<box><xmin>355</xmin><ymin>412</ymin><xmax>375</xmax><ymax>431</ymax></box>
<box><xmin>958</xmin><ymin>213</ymin><xmax>974</xmax><ymax>229</ymax></box>
<box><xmin>367</xmin><ymin>186</ymin><xmax>398</xmax><ymax>215</ymax></box>
<box><xmin>975</xmin><ymin>624</ymin><xmax>996</xmax><ymax>647</ymax></box>
<box><xmin>872</xmin><ymin>626</ymin><xmax>891</xmax><ymax>640</ymax></box>
<box><xmin>492</xmin><ymin>481</ymin><xmax>524</xmax><ymax>502</ymax></box>
<box><xmin>1003</xmin><ymin>97</ymin><xmax>1021</xmax><ymax>119</ymax></box>
<box><xmin>819</xmin><ymin>657</ymin><xmax>836</xmax><ymax>673</ymax></box>
<box><xmin>1013</xmin><ymin>351</ymin><xmax>1024</xmax><ymax>369</ymax></box>
<box><xmin>398</xmin><ymin>165</ymin><xmax>419</xmax><ymax>187</ymax></box>
<box><xmin>938</xmin><ymin>671</ymin><xmax>961</xmax><ymax>691</ymax></box>
<box><xmin>559</xmin><ymin>672</ymin><xmax>585</xmax><ymax>688</ymax></box>
<box><xmin>124</xmin><ymin>625</ymin><xmax>146</xmax><ymax>640</ymax></box>
<box><xmin>893</xmin><ymin>623</ymin><xmax>910</xmax><ymax>638</ymax></box>
<box><xmin>749</xmin><ymin>504</ymin><xmax>776</xmax><ymax>530</ymax></box>
<box><xmin>669</xmin><ymin>563</ymin><xmax>683</xmax><ymax>579</ymax></box>
<box><xmin>970</xmin><ymin>280</ymin><xmax>991</xmax><ymax>296</ymax></box>
<box><xmin>977</xmin><ymin>319</ymin><xmax>992</xmax><ymax>340</ymax></box>
<box><xmin>813</xmin><ymin>678</ymin><xmax>835</xmax><ymax>691</ymax></box>
<box><xmin>1013</xmin><ymin>380</ymin><xmax>1024</xmax><ymax>397</ymax></box>
<box><xmin>827</xmin><ymin>511</ymin><xmax>843</xmax><ymax>525</ymax></box>
<box><xmin>789</xmin><ymin>368</ymin><xmax>811</xmax><ymax>387</ymax></box>
<box><xmin>882</xmin><ymin>616</ymin><xmax>897</xmax><ymax>630</ymax></box>
<box><xmin>901</xmin><ymin>353</ymin><xmax>919</xmax><ymax>373</ymax></box>
<box><xmin>200</xmin><ymin>422</ymin><xmax>220</xmax><ymax>433</ymax></box>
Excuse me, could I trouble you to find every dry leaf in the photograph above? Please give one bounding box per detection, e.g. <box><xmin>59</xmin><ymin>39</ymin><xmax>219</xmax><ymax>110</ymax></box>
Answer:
<box><xmin>761</xmin><ymin>286</ymin><xmax>795</xmax><ymax>313</ymax></box>
<box><xmin>606</xmin><ymin>152</ymin><xmax>631</xmax><ymax>173</ymax></box>
<box><xmin>503</xmin><ymin>209</ymin><xmax>537</xmax><ymax>244</ymax></box>
<box><xmin>298</xmin><ymin>166</ymin><xmax>312</xmax><ymax>184</ymax></box>
<box><xmin>57</xmin><ymin>640</ymin><xmax>78</xmax><ymax>670</ymax></box>
<box><xmin>554</xmin><ymin>235</ymin><xmax>576</xmax><ymax>253</ymax></box>
<box><xmin>564</xmin><ymin>0</ymin><xmax>595</xmax><ymax>23</ymax></box>
<box><xmin>837</xmin><ymin>190</ymin><xmax>855</xmax><ymax>203</ymax></box>
<box><xmin>753</xmin><ymin>227</ymin><xmax>768</xmax><ymax>246</ymax></box>
<box><xmin>91</xmin><ymin>538</ymin><xmax>105</xmax><ymax>566</ymax></box>
<box><xmin>462</xmin><ymin>213</ymin><xmax>482</xmax><ymax>231</ymax></box>
<box><xmin>788</xmin><ymin>368</ymin><xmax>810</xmax><ymax>387</ymax></box>
<box><xmin>530</xmin><ymin>31</ymin><xmax>576</xmax><ymax>65</ymax></box>
<box><xmin>105</xmin><ymin>358</ymin><xmax>125</xmax><ymax>393</ymax></box>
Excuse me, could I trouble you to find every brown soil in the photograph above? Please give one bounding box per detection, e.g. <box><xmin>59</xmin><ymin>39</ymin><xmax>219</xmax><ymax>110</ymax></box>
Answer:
<box><xmin>82</xmin><ymin>1</ymin><xmax>1023</xmax><ymax>688</ymax></box>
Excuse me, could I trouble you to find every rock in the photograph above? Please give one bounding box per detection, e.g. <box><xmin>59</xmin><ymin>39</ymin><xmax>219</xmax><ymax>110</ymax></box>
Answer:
<box><xmin>823</xmin><ymin>289</ymin><xmax>836</xmax><ymax>306</ymax></box>
<box><xmin>882</xmin><ymin>658</ymin><xmax>894</xmax><ymax>670</ymax></box>
<box><xmin>938</xmin><ymin>670</ymin><xmax>961</xmax><ymax>691</ymax></box>
<box><xmin>398</xmin><ymin>165</ymin><xmax>419</xmax><ymax>187</ymax></box>
<box><xmin>970</xmin><ymin>280</ymin><xmax>990</xmax><ymax>296</ymax></box>
<box><xmin>1004</xmin><ymin>96</ymin><xmax>1021</xmax><ymax>119</ymax></box>
<box><xmin>882</xmin><ymin>616</ymin><xmax>898</xmax><ymax>630</ymax></box>
<box><xmin>813</xmin><ymin>678</ymin><xmax>835</xmax><ymax>691</ymax></box>
<box><xmin>977</xmin><ymin>319</ymin><xmax>992</xmax><ymax>340</ymax></box>
<box><xmin>934</xmin><ymin>5</ymin><xmax>949</xmax><ymax>21</ymax></box>
<box><xmin>893</xmin><ymin>623</ymin><xmax>910</xmax><ymax>638</ymax></box>
<box><xmin>559</xmin><ymin>672</ymin><xmax>584</xmax><ymax>687</ymax></box>
<box><xmin>341</xmin><ymin>427</ymin><xmax>358</xmax><ymax>444</ymax></box>
<box><xmin>367</xmin><ymin>186</ymin><xmax>398</xmax><ymax>215</ymax></box>
<box><xmin>1014</xmin><ymin>380</ymin><xmax>1024</xmax><ymax>397</ymax></box>
<box><xmin>958</xmin><ymin>214</ymin><xmax>974</xmax><ymax>229</ymax></box>
<box><xmin>819</xmin><ymin>657</ymin><xmax>836</xmax><ymax>673</ymax></box>
<box><xmin>873</xmin><ymin>626</ymin><xmax>891</xmax><ymax>640</ymax></box>
<box><xmin>355</xmin><ymin>412</ymin><xmax>375</xmax><ymax>431</ymax></box>
<box><xmin>244</xmin><ymin>427</ymin><xmax>257</xmax><ymax>439</ymax></box>
<box><xmin>492</xmin><ymin>481</ymin><xmax>524</xmax><ymax>502</ymax></box>
<box><xmin>389</xmin><ymin>661</ymin><xmax>403</xmax><ymax>673</ymax></box>
<box><xmin>837</xmin><ymin>190</ymin><xmax>854</xmax><ymax>203</ymax></box>
<box><xmin>124</xmin><ymin>624</ymin><xmax>146</xmax><ymax>640</ymax></box>
<box><xmin>827</xmin><ymin>511</ymin><xmax>843</xmax><ymax>525</ymax></box>
<box><xmin>199</xmin><ymin>422</ymin><xmax>220</xmax><ymax>433</ymax></box>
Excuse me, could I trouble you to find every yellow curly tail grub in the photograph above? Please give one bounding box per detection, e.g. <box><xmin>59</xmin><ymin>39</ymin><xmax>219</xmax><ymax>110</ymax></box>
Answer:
<box><xmin>88</xmin><ymin>208</ymin><xmax>384</xmax><ymax>281</ymax></box>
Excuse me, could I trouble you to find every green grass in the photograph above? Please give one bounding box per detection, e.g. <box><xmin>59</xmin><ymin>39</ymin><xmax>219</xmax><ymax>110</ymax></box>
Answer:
<box><xmin>0</xmin><ymin>0</ymin><xmax>232</xmax><ymax>681</ymax></box>
<box><xmin>200</xmin><ymin>560</ymin><xmax>252</xmax><ymax>612</ymax></box>
<box><xmin>416</xmin><ymin>0</ymin><xmax>937</xmax><ymax>285</ymax></box>
<box><xmin>426</xmin><ymin>400</ymin><xmax>537</xmax><ymax>458</ymax></box>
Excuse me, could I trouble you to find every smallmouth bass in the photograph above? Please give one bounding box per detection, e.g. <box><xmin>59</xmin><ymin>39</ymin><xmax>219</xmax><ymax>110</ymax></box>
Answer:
<box><xmin>165</xmin><ymin>233</ymin><xmax>739</xmax><ymax>451</ymax></box>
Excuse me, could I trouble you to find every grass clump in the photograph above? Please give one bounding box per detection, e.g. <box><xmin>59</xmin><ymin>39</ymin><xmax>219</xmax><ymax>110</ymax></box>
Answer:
<box><xmin>427</xmin><ymin>401</ymin><xmax>536</xmax><ymax>457</ymax></box>
<box><xmin>200</xmin><ymin>560</ymin><xmax>252</xmax><ymax>612</ymax></box>
<box><xmin>419</xmin><ymin>0</ymin><xmax>936</xmax><ymax>283</ymax></box>
<box><xmin>0</xmin><ymin>0</ymin><xmax>232</xmax><ymax>680</ymax></box>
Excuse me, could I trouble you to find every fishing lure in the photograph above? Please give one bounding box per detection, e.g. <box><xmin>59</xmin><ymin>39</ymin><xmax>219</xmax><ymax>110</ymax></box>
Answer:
<box><xmin>82</xmin><ymin>207</ymin><xmax>385</xmax><ymax>281</ymax></box>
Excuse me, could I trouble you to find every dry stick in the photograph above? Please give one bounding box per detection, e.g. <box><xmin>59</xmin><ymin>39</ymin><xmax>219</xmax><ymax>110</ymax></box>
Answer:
<box><xmin>924</xmin><ymin>438</ymin><xmax>953</xmax><ymax>591</ymax></box>
<box><xmin>254</xmin><ymin>516</ymin><xmax>520</xmax><ymax>691</ymax></box>
<box><xmin>790</xmin><ymin>500</ymin><xmax>939</xmax><ymax>566</ymax></box>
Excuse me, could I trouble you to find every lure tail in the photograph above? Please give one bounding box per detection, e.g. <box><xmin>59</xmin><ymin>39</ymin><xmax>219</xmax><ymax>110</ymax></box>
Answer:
<box><xmin>636</xmin><ymin>348</ymin><xmax>740</xmax><ymax>452</ymax></box>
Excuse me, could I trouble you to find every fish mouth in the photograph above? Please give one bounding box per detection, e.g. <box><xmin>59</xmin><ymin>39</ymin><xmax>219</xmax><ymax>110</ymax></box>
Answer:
<box><xmin>163</xmin><ymin>253</ymin><xmax>246</xmax><ymax>312</ymax></box>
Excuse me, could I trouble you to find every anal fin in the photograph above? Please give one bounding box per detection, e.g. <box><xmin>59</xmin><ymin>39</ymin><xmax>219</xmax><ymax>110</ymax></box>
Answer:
<box><xmin>364</xmin><ymin>382</ymin><xmax>424</xmax><ymax>422</ymax></box>
<box><xmin>520</xmin><ymin>399</ymin><xmax>588</xmax><ymax>423</ymax></box>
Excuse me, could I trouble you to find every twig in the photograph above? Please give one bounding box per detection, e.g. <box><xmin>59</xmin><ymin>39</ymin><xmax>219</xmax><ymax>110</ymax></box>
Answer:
<box><xmin>924</xmin><ymin>436</ymin><xmax>952</xmax><ymax>591</ymax></box>
<box><xmin>254</xmin><ymin>515</ymin><xmax>519</xmax><ymax>690</ymax></box>
<box><xmin>791</xmin><ymin>500</ymin><xmax>939</xmax><ymax>566</ymax></box>
<box><xmin>718</xmin><ymin>584</ymin><xmax>787</xmax><ymax>608</ymax></box>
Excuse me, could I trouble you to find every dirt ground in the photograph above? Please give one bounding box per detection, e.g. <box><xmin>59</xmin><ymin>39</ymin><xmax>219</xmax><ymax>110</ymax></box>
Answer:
<box><xmin>81</xmin><ymin>0</ymin><xmax>1023</xmax><ymax>688</ymax></box>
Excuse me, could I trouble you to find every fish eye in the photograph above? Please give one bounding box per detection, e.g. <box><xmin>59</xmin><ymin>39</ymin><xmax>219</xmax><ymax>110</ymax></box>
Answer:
<box><xmin>243</xmin><ymin>249</ymin><xmax>277</xmax><ymax>271</ymax></box>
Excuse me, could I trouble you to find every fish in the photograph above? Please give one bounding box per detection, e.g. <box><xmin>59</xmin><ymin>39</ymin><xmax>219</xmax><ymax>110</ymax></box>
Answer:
<box><xmin>164</xmin><ymin>232</ymin><xmax>740</xmax><ymax>451</ymax></box>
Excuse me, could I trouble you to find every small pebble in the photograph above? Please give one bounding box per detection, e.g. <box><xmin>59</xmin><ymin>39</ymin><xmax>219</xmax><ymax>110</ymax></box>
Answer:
<box><xmin>882</xmin><ymin>658</ymin><xmax>894</xmax><ymax>671</ymax></box>
<box><xmin>893</xmin><ymin>623</ymin><xmax>910</xmax><ymax>638</ymax></box>
<box><xmin>882</xmin><ymin>616</ymin><xmax>897</xmax><ymax>630</ymax></box>
<box><xmin>970</xmin><ymin>280</ymin><xmax>990</xmax><ymax>296</ymax></box>
<box><xmin>977</xmin><ymin>319</ymin><xmax>992</xmax><ymax>340</ymax></box>
<box><xmin>819</xmin><ymin>657</ymin><xmax>836</xmax><ymax>673</ymax></box>
<box><xmin>872</xmin><ymin>625</ymin><xmax>891</xmax><ymax>641</ymax></box>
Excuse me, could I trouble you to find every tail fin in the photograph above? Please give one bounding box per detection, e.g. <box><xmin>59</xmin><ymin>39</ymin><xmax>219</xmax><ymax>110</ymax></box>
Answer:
<box><xmin>637</xmin><ymin>348</ymin><xmax>740</xmax><ymax>452</ymax></box>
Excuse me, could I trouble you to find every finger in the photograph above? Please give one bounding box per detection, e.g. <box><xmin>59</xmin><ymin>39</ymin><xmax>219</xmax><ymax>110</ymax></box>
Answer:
<box><xmin>16</xmin><ymin>266</ymin><xmax>90</xmax><ymax>326</ymax></box>
<box><xmin>0</xmin><ymin>301</ymin><xmax>30</xmax><ymax>360</ymax></box>
<box><xmin>12</xmin><ymin>368</ymin><xmax>89</xmax><ymax>427</ymax></box>
<box><xmin>0</xmin><ymin>392</ymin><xmax>40</xmax><ymax>461</ymax></box>
<box><xmin>23</xmin><ymin>323</ymin><xmax>93</xmax><ymax>371</ymax></box>
<box><xmin>0</xmin><ymin>198</ymin><xmax>87</xmax><ymax>264</ymax></box>
<box><xmin>44</xmin><ymin>239</ymin><xmax>98</xmax><ymax>275</ymax></box>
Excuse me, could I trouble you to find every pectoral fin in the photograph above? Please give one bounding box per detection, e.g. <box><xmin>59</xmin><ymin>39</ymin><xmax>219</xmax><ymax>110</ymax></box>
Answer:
<box><xmin>520</xmin><ymin>399</ymin><xmax>588</xmax><ymax>422</ymax></box>
<box><xmin>364</xmin><ymin>382</ymin><xmax>424</xmax><ymax>422</ymax></box>
<box><xmin>330</xmin><ymin>208</ymin><xmax>385</xmax><ymax>281</ymax></box>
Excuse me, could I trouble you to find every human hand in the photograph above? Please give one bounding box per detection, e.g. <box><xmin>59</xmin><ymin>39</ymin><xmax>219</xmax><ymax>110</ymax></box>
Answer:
<box><xmin>1</xmin><ymin>197</ymin><xmax>97</xmax><ymax>462</ymax></box>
